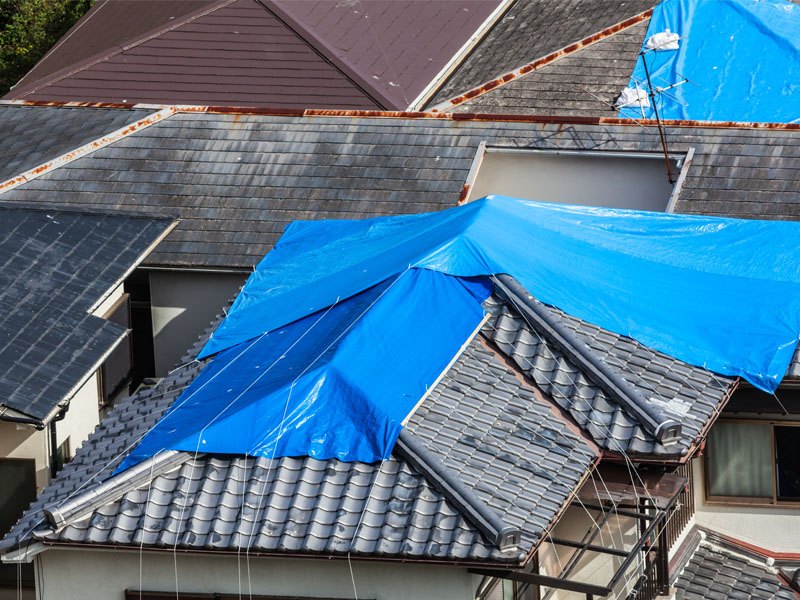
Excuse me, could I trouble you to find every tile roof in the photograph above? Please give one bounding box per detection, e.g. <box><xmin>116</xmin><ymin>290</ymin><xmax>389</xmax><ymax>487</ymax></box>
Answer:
<box><xmin>675</xmin><ymin>533</ymin><xmax>798</xmax><ymax>600</ymax></box>
<box><xmin>448</xmin><ymin>19</ymin><xmax>649</xmax><ymax>117</ymax></box>
<box><xmin>0</xmin><ymin>206</ymin><xmax>174</xmax><ymax>423</ymax></box>
<box><xmin>1</xmin><ymin>297</ymin><xmax>598</xmax><ymax>563</ymax></box>
<box><xmin>3</xmin><ymin>110</ymin><xmax>800</xmax><ymax>270</ymax></box>
<box><xmin>485</xmin><ymin>295</ymin><xmax>736</xmax><ymax>457</ymax></box>
<box><xmin>426</xmin><ymin>0</ymin><xmax>656</xmax><ymax>108</ymax></box>
<box><xmin>0</xmin><ymin>104</ymin><xmax>153</xmax><ymax>182</ymax></box>
<box><xmin>5</xmin><ymin>0</ymin><xmax>501</xmax><ymax>111</ymax></box>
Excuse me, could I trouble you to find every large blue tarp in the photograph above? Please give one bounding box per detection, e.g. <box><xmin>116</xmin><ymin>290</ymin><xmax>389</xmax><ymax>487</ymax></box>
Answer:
<box><xmin>118</xmin><ymin>269</ymin><xmax>491</xmax><ymax>471</ymax></box>
<box><xmin>202</xmin><ymin>197</ymin><xmax>800</xmax><ymax>394</ymax></box>
<box><xmin>619</xmin><ymin>0</ymin><xmax>800</xmax><ymax>123</ymax></box>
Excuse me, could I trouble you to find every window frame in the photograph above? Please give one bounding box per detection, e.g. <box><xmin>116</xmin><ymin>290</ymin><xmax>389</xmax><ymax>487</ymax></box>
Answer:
<box><xmin>704</xmin><ymin>418</ymin><xmax>800</xmax><ymax>508</ymax></box>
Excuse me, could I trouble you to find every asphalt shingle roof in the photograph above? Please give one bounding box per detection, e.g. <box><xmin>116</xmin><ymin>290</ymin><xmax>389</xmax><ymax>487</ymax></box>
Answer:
<box><xmin>426</xmin><ymin>0</ymin><xmax>656</xmax><ymax>107</ymax></box>
<box><xmin>0</xmin><ymin>206</ymin><xmax>174</xmax><ymax>422</ymax></box>
<box><xmin>2</xmin><ymin>297</ymin><xmax>598</xmax><ymax>563</ymax></box>
<box><xmin>0</xmin><ymin>104</ymin><xmax>153</xmax><ymax>182</ymax></box>
<box><xmin>3</xmin><ymin>110</ymin><xmax>800</xmax><ymax>270</ymax></box>
<box><xmin>449</xmin><ymin>19</ymin><xmax>649</xmax><ymax>117</ymax></box>
<box><xmin>675</xmin><ymin>535</ymin><xmax>797</xmax><ymax>600</ymax></box>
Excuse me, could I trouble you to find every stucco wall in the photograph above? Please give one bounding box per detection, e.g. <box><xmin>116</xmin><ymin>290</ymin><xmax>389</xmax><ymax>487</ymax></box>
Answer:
<box><xmin>149</xmin><ymin>270</ymin><xmax>248</xmax><ymax>376</ymax></box>
<box><xmin>37</xmin><ymin>548</ymin><xmax>479</xmax><ymax>600</ymax></box>
<box><xmin>692</xmin><ymin>456</ymin><xmax>800</xmax><ymax>552</ymax></box>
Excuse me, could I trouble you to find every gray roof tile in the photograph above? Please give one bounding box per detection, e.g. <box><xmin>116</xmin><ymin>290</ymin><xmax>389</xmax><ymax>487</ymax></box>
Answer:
<box><xmin>426</xmin><ymin>0</ymin><xmax>656</xmax><ymax>107</ymax></box>
<box><xmin>675</xmin><ymin>536</ymin><xmax>797</xmax><ymax>600</ymax></box>
<box><xmin>4</xmin><ymin>110</ymin><xmax>800</xmax><ymax>270</ymax></box>
<box><xmin>2</xmin><ymin>297</ymin><xmax>598</xmax><ymax>564</ymax></box>
<box><xmin>0</xmin><ymin>206</ymin><xmax>173</xmax><ymax>421</ymax></box>
<box><xmin>0</xmin><ymin>104</ymin><xmax>153</xmax><ymax>182</ymax></box>
<box><xmin>484</xmin><ymin>296</ymin><xmax>735</xmax><ymax>457</ymax></box>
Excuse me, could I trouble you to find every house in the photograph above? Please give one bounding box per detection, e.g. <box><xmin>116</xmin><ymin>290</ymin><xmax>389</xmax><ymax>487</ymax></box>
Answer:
<box><xmin>6</xmin><ymin>197</ymin><xmax>798</xmax><ymax>600</ymax></box>
<box><xmin>0</xmin><ymin>205</ymin><xmax>175</xmax><ymax>597</ymax></box>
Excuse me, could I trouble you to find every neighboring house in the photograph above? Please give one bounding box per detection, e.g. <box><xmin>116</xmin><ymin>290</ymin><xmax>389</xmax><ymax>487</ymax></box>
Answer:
<box><xmin>2</xmin><ymin>0</ymin><xmax>508</xmax><ymax>110</ymax></box>
<box><xmin>0</xmin><ymin>205</ymin><xmax>175</xmax><ymax>597</ymax></box>
<box><xmin>2</xmin><ymin>210</ymin><xmax>782</xmax><ymax>599</ymax></box>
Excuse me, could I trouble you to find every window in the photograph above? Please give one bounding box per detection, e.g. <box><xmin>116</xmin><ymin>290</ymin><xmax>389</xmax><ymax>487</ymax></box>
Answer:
<box><xmin>464</xmin><ymin>146</ymin><xmax>690</xmax><ymax>213</ymax></box>
<box><xmin>705</xmin><ymin>420</ymin><xmax>800</xmax><ymax>504</ymax></box>
<box><xmin>0</xmin><ymin>459</ymin><xmax>36</xmax><ymax>589</ymax></box>
<box><xmin>99</xmin><ymin>293</ymin><xmax>133</xmax><ymax>405</ymax></box>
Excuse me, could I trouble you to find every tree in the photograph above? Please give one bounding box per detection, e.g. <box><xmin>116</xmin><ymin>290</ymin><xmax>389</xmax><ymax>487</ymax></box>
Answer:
<box><xmin>0</xmin><ymin>0</ymin><xmax>93</xmax><ymax>94</ymax></box>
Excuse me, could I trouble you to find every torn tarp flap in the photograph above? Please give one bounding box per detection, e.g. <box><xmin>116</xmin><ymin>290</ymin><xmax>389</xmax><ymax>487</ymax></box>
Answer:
<box><xmin>118</xmin><ymin>269</ymin><xmax>492</xmax><ymax>471</ymax></box>
<box><xmin>201</xmin><ymin>197</ymin><xmax>800</xmax><ymax>393</ymax></box>
<box><xmin>620</xmin><ymin>0</ymin><xmax>800</xmax><ymax>123</ymax></box>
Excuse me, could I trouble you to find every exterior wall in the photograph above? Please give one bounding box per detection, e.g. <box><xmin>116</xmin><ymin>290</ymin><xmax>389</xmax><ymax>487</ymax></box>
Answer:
<box><xmin>467</xmin><ymin>150</ymin><xmax>675</xmax><ymax>212</ymax></box>
<box><xmin>37</xmin><ymin>548</ymin><xmax>479</xmax><ymax>600</ymax></box>
<box><xmin>149</xmin><ymin>270</ymin><xmax>248</xmax><ymax>376</ymax></box>
<box><xmin>692</xmin><ymin>456</ymin><xmax>800</xmax><ymax>553</ymax></box>
<box><xmin>0</xmin><ymin>373</ymin><xmax>102</xmax><ymax>491</ymax></box>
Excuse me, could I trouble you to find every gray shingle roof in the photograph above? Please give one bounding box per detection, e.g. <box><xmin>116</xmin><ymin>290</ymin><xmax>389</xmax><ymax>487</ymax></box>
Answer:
<box><xmin>426</xmin><ymin>0</ymin><xmax>656</xmax><ymax>107</ymax></box>
<box><xmin>485</xmin><ymin>296</ymin><xmax>736</xmax><ymax>457</ymax></box>
<box><xmin>675</xmin><ymin>534</ymin><xmax>797</xmax><ymax>600</ymax></box>
<box><xmin>2</xmin><ymin>297</ymin><xmax>598</xmax><ymax>563</ymax></box>
<box><xmin>0</xmin><ymin>206</ymin><xmax>174</xmax><ymax>423</ymax></box>
<box><xmin>449</xmin><ymin>20</ymin><xmax>648</xmax><ymax>117</ymax></box>
<box><xmin>0</xmin><ymin>104</ymin><xmax>153</xmax><ymax>182</ymax></box>
<box><xmin>3</xmin><ymin>110</ymin><xmax>800</xmax><ymax>270</ymax></box>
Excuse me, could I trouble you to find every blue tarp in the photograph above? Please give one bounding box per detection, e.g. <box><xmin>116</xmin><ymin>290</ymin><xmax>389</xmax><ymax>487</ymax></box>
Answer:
<box><xmin>118</xmin><ymin>269</ymin><xmax>491</xmax><ymax>471</ymax></box>
<box><xmin>202</xmin><ymin>197</ymin><xmax>800</xmax><ymax>393</ymax></box>
<box><xmin>619</xmin><ymin>0</ymin><xmax>800</xmax><ymax>123</ymax></box>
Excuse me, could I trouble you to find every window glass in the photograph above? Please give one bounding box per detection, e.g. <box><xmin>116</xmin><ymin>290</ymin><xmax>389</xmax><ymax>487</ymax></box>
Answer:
<box><xmin>707</xmin><ymin>422</ymin><xmax>772</xmax><ymax>498</ymax></box>
<box><xmin>775</xmin><ymin>426</ymin><xmax>800</xmax><ymax>500</ymax></box>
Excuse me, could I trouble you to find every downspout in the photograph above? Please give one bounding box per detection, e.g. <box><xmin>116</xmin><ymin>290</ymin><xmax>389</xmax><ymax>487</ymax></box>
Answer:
<box><xmin>48</xmin><ymin>408</ymin><xmax>67</xmax><ymax>480</ymax></box>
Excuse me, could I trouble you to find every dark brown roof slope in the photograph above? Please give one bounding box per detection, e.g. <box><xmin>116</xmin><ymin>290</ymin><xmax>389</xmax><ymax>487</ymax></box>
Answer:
<box><xmin>4</xmin><ymin>0</ymin><xmax>381</xmax><ymax>109</ymax></box>
<box><xmin>272</xmin><ymin>0</ymin><xmax>501</xmax><ymax>109</ymax></box>
<box><xmin>11</xmin><ymin>0</ymin><xmax>217</xmax><ymax>91</ymax></box>
<box><xmin>426</xmin><ymin>0</ymin><xmax>656</xmax><ymax>108</ymax></box>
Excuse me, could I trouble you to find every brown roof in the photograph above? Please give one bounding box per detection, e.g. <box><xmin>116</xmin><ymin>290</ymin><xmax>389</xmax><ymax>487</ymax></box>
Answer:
<box><xmin>5</xmin><ymin>0</ymin><xmax>502</xmax><ymax>110</ymax></box>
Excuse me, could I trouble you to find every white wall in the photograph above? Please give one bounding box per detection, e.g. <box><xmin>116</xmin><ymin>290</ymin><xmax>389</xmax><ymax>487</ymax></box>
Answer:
<box><xmin>692</xmin><ymin>457</ymin><xmax>800</xmax><ymax>552</ymax></box>
<box><xmin>149</xmin><ymin>270</ymin><xmax>248</xmax><ymax>376</ymax></box>
<box><xmin>468</xmin><ymin>151</ymin><xmax>675</xmax><ymax>212</ymax></box>
<box><xmin>37</xmin><ymin>548</ymin><xmax>479</xmax><ymax>600</ymax></box>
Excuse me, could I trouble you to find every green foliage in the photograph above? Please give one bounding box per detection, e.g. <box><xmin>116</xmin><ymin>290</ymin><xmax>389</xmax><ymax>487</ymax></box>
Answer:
<box><xmin>0</xmin><ymin>0</ymin><xmax>93</xmax><ymax>94</ymax></box>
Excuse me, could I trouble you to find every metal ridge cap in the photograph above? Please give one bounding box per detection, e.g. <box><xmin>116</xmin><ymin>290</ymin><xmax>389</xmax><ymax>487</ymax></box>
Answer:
<box><xmin>492</xmin><ymin>274</ymin><xmax>681</xmax><ymax>445</ymax></box>
<box><xmin>42</xmin><ymin>450</ymin><xmax>187</xmax><ymax>534</ymax></box>
<box><xmin>394</xmin><ymin>430</ymin><xmax>523</xmax><ymax>556</ymax></box>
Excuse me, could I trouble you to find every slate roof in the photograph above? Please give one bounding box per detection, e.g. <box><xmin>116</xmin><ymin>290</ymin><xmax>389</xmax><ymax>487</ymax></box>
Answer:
<box><xmin>674</xmin><ymin>534</ymin><xmax>798</xmax><ymax>600</ymax></box>
<box><xmin>4</xmin><ymin>0</ymin><xmax>500</xmax><ymax>110</ymax></box>
<box><xmin>448</xmin><ymin>19</ymin><xmax>649</xmax><ymax>117</ymax></box>
<box><xmin>3</xmin><ymin>110</ymin><xmax>800</xmax><ymax>270</ymax></box>
<box><xmin>0</xmin><ymin>104</ymin><xmax>153</xmax><ymax>182</ymax></box>
<box><xmin>0</xmin><ymin>297</ymin><xmax>598</xmax><ymax>563</ymax></box>
<box><xmin>484</xmin><ymin>295</ymin><xmax>736</xmax><ymax>458</ymax></box>
<box><xmin>426</xmin><ymin>0</ymin><xmax>656</xmax><ymax>107</ymax></box>
<box><xmin>0</xmin><ymin>206</ymin><xmax>174</xmax><ymax>423</ymax></box>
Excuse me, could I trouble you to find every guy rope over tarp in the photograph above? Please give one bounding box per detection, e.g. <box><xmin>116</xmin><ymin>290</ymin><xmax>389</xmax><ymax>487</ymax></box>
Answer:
<box><xmin>619</xmin><ymin>0</ymin><xmax>800</xmax><ymax>123</ymax></box>
<box><xmin>120</xmin><ymin>197</ymin><xmax>800</xmax><ymax>471</ymax></box>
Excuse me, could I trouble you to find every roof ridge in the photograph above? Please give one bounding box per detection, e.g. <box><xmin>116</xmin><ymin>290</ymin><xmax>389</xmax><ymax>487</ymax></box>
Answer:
<box><xmin>6</xmin><ymin>0</ymin><xmax>236</xmax><ymax>100</ymax></box>
<box><xmin>38</xmin><ymin>450</ymin><xmax>187</xmax><ymax>535</ymax></box>
<box><xmin>429</xmin><ymin>8</ymin><xmax>653</xmax><ymax>112</ymax></box>
<box><xmin>394</xmin><ymin>430</ymin><xmax>522</xmax><ymax>555</ymax></box>
<box><xmin>0</xmin><ymin>200</ymin><xmax>176</xmax><ymax>221</ymax></box>
<box><xmin>256</xmin><ymin>0</ymin><xmax>390</xmax><ymax>109</ymax></box>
